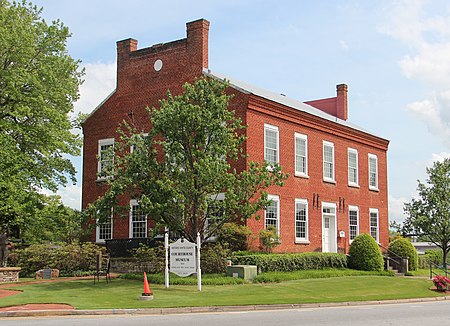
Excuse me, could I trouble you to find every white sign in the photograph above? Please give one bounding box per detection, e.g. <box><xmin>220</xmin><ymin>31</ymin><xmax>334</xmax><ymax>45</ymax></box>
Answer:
<box><xmin>169</xmin><ymin>238</ymin><xmax>196</xmax><ymax>277</ymax></box>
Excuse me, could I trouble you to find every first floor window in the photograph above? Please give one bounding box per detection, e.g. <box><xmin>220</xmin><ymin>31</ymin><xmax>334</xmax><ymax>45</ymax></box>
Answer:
<box><xmin>265</xmin><ymin>195</ymin><xmax>280</xmax><ymax>233</ymax></box>
<box><xmin>295</xmin><ymin>199</ymin><xmax>308</xmax><ymax>242</ymax></box>
<box><xmin>96</xmin><ymin>213</ymin><xmax>112</xmax><ymax>243</ymax></box>
<box><xmin>348</xmin><ymin>206</ymin><xmax>359</xmax><ymax>241</ymax></box>
<box><xmin>130</xmin><ymin>200</ymin><xmax>147</xmax><ymax>238</ymax></box>
<box><xmin>370</xmin><ymin>208</ymin><xmax>379</xmax><ymax>242</ymax></box>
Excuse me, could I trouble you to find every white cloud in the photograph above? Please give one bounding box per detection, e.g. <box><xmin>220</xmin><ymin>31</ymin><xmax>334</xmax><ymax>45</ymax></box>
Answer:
<box><xmin>380</xmin><ymin>0</ymin><xmax>450</xmax><ymax>148</ymax></box>
<box><xmin>428</xmin><ymin>151</ymin><xmax>450</xmax><ymax>167</ymax></box>
<box><xmin>74</xmin><ymin>62</ymin><xmax>116</xmax><ymax>115</ymax></box>
<box><xmin>389</xmin><ymin>194</ymin><xmax>408</xmax><ymax>224</ymax></box>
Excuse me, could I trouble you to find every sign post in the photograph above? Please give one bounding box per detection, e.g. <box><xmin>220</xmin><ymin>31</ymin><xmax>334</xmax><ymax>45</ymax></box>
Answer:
<box><xmin>196</xmin><ymin>232</ymin><xmax>202</xmax><ymax>292</ymax></box>
<box><xmin>164</xmin><ymin>228</ymin><xmax>169</xmax><ymax>289</ymax></box>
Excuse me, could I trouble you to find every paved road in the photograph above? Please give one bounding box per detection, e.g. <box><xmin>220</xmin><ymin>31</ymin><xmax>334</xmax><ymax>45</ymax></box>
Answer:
<box><xmin>1</xmin><ymin>301</ymin><xmax>450</xmax><ymax>326</ymax></box>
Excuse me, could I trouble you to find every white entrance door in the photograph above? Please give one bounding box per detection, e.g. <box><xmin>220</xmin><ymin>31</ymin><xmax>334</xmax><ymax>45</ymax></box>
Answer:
<box><xmin>322</xmin><ymin>203</ymin><xmax>337</xmax><ymax>253</ymax></box>
<box><xmin>323</xmin><ymin>216</ymin><xmax>330</xmax><ymax>252</ymax></box>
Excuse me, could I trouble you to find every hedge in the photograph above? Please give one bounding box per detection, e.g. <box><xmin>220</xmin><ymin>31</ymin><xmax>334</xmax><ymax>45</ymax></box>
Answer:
<box><xmin>8</xmin><ymin>242</ymin><xmax>103</xmax><ymax>276</ymax></box>
<box><xmin>230</xmin><ymin>252</ymin><xmax>348</xmax><ymax>272</ymax></box>
<box><xmin>348</xmin><ymin>233</ymin><xmax>384</xmax><ymax>271</ymax></box>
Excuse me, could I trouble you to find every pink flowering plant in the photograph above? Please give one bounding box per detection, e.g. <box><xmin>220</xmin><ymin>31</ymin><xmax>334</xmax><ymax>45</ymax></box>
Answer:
<box><xmin>432</xmin><ymin>275</ymin><xmax>450</xmax><ymax>292</ymax></box>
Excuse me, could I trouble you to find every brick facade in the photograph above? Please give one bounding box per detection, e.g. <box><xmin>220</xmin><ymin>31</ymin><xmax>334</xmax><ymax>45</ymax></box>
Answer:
<box><xmin>82</xmin><ymin>19</ymin><xmax>389</xmax><ymax>253</ymax></box>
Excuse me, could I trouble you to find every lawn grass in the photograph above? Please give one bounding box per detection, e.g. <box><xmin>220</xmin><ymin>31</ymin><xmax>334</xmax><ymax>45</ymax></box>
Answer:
<box><xmin>0</xmin><ymin>275</ymin><xmax>441</xmax><ymax>310</ymax></box>
<box><xmin>120</xmin><ymin>268</ymin><xmax>394</xmax><ymax>285</ymax></box>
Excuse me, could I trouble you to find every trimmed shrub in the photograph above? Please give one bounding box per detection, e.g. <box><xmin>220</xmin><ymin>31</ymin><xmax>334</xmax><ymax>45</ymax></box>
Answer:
<box><xmin>230</xmin><ymin>252</ymin><xmax>347</xmax><ymax>272</ymax></box>
<box><xmin>259</xmin><ymin>226</ymin><xmax>281</xmax><ymax>252</ymax></box>
<box><xmin>388</xmin><ymin>237</ymin><xmax>418</xmax><ymax>271</ymax></box>
<box><xmin>200</xmin><ymin>243</ymin><xmax>230</xmax><ymax>274</ymax></box>
<box><xmin>348</xmin><ymin>233</ymin><xmax>384</xmax><ymax>271</ymax></box>
<box><xmin>9</xmin><ymin>242</ymin><xmax>102</xmax><ymax>276</ymax></box>
<box><xmin>216</xmin><ymin>223</ymin><xmax>251</xmax><ymax>252</ymax></box>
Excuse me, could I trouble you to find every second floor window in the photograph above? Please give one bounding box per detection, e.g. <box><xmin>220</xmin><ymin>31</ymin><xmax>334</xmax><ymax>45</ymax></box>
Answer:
<box><xmin>348</xmin><ymin>148</ymin><xmax>358</xmax><ymax>186</ymax></box>
<box><xmin>368</xmin><ymin>154</ymin><xmax>378</xmax><ymax>190</ymax></box>
<box><xmin>323</xmin><ymin>141</ymin><xmax>335</xmax><ymax>182</ymax></box>
<box><xmin>264</xmin><ymin>124</ymin><xmax>279</xmax><ymax>165</ymax></box>
<box><xmin>98</xmin><ymin>138</ymin><xmax>114</xmax><ymax>179</ymax></box>
<box><xmin>295</xmin><ymin>133</ymin><xmax>308</xmax><ymax>177</ymax></box>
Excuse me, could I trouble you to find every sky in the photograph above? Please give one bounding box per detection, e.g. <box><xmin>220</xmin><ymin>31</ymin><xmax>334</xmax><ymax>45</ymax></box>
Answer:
<box><xmin>33</xmin><ymin>0</ymin><xmax>450</xmax><ymax>223</ymax></box>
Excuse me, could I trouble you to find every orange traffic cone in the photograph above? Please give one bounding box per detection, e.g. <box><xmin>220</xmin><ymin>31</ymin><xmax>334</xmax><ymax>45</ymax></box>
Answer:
<box><xmin>140</xmin><ymin>272</ymin><xmax>153</xmax><ymax>300</ymax></box>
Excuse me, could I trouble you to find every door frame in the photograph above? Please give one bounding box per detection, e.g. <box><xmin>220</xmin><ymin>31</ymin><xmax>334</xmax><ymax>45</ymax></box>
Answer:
<box><xmin>322</xmin><ymin>202</ymin><xmax>337</xmax><ymax>253</ymax></box>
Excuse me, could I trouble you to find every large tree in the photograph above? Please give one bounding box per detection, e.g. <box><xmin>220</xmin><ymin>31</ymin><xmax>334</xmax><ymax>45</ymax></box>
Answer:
<box><xmin>403</xmin><ymin>158</ymin><xmax>450</xmax><ymax>268</ymax></box>
<box><xmin>91</xmin><ymin>77</ymin><xmax>287</xmax><ymax>243</ymax></box>
<box><xmin>0</xmin><ymin>1</ymin><xmax>83</xmax><ymax>231</ymax></box>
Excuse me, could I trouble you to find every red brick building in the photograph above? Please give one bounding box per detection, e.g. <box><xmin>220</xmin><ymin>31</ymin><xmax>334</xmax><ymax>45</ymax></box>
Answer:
<box><xmin>82</xmin><ymin>19</ymin><xmax>389</xmax><ymax>253</ymax></box>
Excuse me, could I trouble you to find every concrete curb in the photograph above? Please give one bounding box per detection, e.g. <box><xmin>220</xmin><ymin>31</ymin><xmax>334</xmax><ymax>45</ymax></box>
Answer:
<box><xmin>1</xmin><ymin>296</ymin><xmax>449</xmax><ymax>318</ymax></box>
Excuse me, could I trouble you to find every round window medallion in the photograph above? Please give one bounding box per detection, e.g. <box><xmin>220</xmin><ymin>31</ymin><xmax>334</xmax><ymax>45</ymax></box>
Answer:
<box><xmin>154</xmin><ymin>59</ymin><xmax>163</xmax><ymax>72</ymax></box>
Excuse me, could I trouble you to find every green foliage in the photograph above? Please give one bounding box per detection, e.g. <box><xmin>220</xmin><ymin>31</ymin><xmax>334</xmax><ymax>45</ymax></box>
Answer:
<box><xmin>8</xmin><ymin>242</ymin><xmax>101</xmax><ymax>276</ymax></box>
<box><xmin>200</xmin><ymin>243</ymin><xmax>230</xmax><ymax>274</ymax></box>
<box><xmin>388</xmin><ymin>237</ymin><xmax>418</xmax><ymax>271</ymax></box>
<box><xmin>231</xmin><ymin>252</ymin><xmax>347</xmax><ymax>272</ymax></box>
<box><xmin>0</xmin><ymin>0</ymin><xmax>83</xmax><ymax>231</ymax></box>
<box><xmin>132</xmin><ymin>244</ymin><xmax>165</xmax><ymax>273</ymax></box>
<box><xmin>418</xmin><ymin>249</ymin><xmax>443</xmax><ymax>269</ymax></box>
<box><xmin>348</xmin><ymin>233</ymin><xmax>384</xmax><ymax>271</ymax></box>
<box><xmin>403</xmin><ymin>158</ymin><xmax>450</xmax><ymax>267</ymax></box>
<box><xmin>216</xmin><ymin>222</ymin><xmax>251</xmax><ymax>252</ymax></box>
<box><xmin>89</xmin><ymin>77</ymin><xmax>287</xmax><ymax>243</ymax></box>
<box><xmin>258</xmin><ymin>226</ymin><xmax>281</xmax><ymax>252</ymax></box>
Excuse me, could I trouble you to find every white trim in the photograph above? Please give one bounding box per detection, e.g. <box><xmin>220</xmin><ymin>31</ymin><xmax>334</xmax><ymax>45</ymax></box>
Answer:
<box><xmin>321</xmin><ymin>202</ymin><xmax>337</xmax><ymax>253</ymax></box>
<box><xmin>294</xmin><ymin>133</ymin><xmax>308</xmax><ymax>177</ymax></box>
<box><xmin>295</xmin><ymin>198</ymin><xmax>309</xmax><ymax>243</ymax></box>
<box><xmin>265</xmin><ymin>194</ymin><xmax>280</xmax><ymax>234</ymax></box>
<box><xmin>369</xmin><ymin>208</ymin><xmax>379</xmax><ymax>243</ymax></box>
<box><xmin>348</xmin><ymin>148</ymin><xmax>359</xmax><ymax>187</ymax></box>
<box><xmin>264</xmin><ymin>124</ymin><xmax>279</xmax><ymax>166</ymax></box>
<box><xmin>368</xmin><ymin>153</ymin><xmax>379</xmax><ymax>191</ymax></box>
<box><xmin>323</xmin><ymin>141</ymin><xmax>335</xmax><ymax>183</ymax></box>
<box><xmin>348</xmin><ymin>205</ymin><xmax>359</xmax><ymax>243</ymax></box>
<box><xmin>129</xmin><ymin>199</ymin><xmax>148</xmax><ymax>239</ymax></box>
<box><xmin>97</xmin><ymin>138</ymin><xmax>115</xmax><ymax>180</ymax></box>
<box><xmin>130</xmin><ymin>133</ymin><xmax>149</xmax><ymax>153</ymax></box>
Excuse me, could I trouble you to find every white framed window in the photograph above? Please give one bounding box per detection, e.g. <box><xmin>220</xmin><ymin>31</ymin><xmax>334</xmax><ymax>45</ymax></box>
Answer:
<box><xmin>323</xmin><ymin>141</ymin><xmax>335</xmax><ymax>182</ymax></box>
<box><xmin>348</xmin><ymin>148</ymin><xmax>359</xmax><ymax>187</ymax></box>
<box><xmin>295</xmin><ymin>133</ymin><xmax>308</xmax><ymax>177</ymax></box>
<box><xmin>348</xmin><ymin>205</ymin><xmax>359</xmax><ymax>242</ymax></box>
<box><xmin>264</xmin><ymin>124</ymin><xmax>279</xmax><ymax>166</ymax></box>
<box><xmin>98</xmin><ymin>138</ymin><xmax>114</xmax><ymax>179</ymax></box>
<box><xmin>295</xmin><ymin>198</ymin><xmax>309</xmax><ymax>243</ymax></box>
<box><xmin>129</xmin><ymin>200</ymin><xmax>147</xmax><ymax>238</ymax></box>
<box><xmin>265</xmin><ymin>195</ymin><xmax>280</xmax><ymax>233</ymax></box>
<box><xmin>368</xmin><ymin>154</ymin><xmax>378</xmax><ymax>190</ymax></box>
<box><xmin>130</xmin><ymin>133</ymin><xmax>148</xmax><ymax>153</ymax></box>
<box><xmin>370</xmin><ymin>208</ymin><xmax>379</xmax><ymax>242</ymax></box>
<box><xmin>96</xmin><ymin>210</ymin><xmax>113</xmax><ymax>243</ymax></box>
<box><xmin>205</xmin><ymin>193</ymin><xmax>225</xmax><ymax>241</ymax></box>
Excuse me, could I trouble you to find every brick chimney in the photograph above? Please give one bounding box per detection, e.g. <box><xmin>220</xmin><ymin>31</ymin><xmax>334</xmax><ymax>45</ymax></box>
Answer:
<box><xmin>116</xmin><ymin>38</ymin><xmax>138</xmax><ymax>89</ymax></box>
<box><xmin>336</xmin><ymin>84</ymin><xmax>348</xmax><ymax>121</ymax></box>
<box><xmin>186</xmin><ymin>19</ymin><xmax>210</xmax><ymax>71</ymax></box>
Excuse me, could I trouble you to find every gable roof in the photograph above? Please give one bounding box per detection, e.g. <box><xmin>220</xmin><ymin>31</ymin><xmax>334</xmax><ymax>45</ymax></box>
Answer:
<box><xmin>203</xmin><ymin>68</ymin><xmax>386</xmax><ymax>141</ymax></box>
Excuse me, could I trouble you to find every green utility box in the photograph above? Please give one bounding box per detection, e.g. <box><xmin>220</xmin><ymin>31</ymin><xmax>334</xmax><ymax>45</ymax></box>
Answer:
<box><xmin>226</xmin><ymin>265</ymin><xmax>257</xmax><ymax>281</ymax></box>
